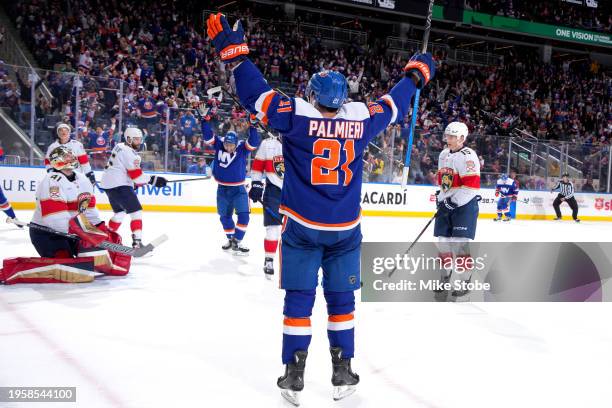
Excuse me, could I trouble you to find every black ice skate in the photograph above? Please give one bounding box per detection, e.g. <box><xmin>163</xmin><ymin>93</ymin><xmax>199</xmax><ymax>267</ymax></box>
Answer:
<box><xmin>263</xmin><ymin>257</ymin><xmax>274</xmax><ymax>279</ymax></box>
<box><xmin>232</xmin><ymin>239</ymin><xmax>249</xmax><ymax>256</ymax></box>
<box><xmin>493</xmin><ymin>215</ymin><xmax>501</xmax><ymax>222</ymax></box>
<box><xmin>277</xmin><ymin>350</ymin><xmax>307</xmax><ymax>406</ymax></box>
<box><xmin>131</xmin><ymin>234</ymin><xmax>142</xmax><ymax>249</ymax></box>
<box><xmin>575</xmin><ymin>219</ymin><xmax>581</xmax><ymax>223</ymax></box>
<box><xmin>330</xmin><ymin>347</ymin><xmax>359</xmax><ymax>401</ymax></box>
<box><xmin>554</xmin><ymin>216</ymin><xmax>562</xmax><ymax>221</ymax></box>
<box><xmin>222</xmin><ymin>238</ymin><xmax>234</xmax><ymax>251</ymax></box>
<box><xmin>502</xmin><ymin>216</ymin><xmax>511</xmax><ymax>222</ymax></box>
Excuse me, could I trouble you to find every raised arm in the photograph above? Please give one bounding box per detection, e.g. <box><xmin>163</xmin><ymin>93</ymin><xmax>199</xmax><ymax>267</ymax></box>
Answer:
<box><xmin>363</xmin><ymin>54</ymin><xmax>435</xmax><ymax>141</ymax></box>
<box><xmin>206</xmin><ymin>13</ymin><xmax>293</xmax><ymax>133</ymax></box>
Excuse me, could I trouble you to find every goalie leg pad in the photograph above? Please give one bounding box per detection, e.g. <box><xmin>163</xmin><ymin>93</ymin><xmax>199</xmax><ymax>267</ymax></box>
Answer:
<box><xmin>79</xmin><ymin>230</ymin><xmax>131</xmax><ymax>276</ymax></box>
<box><xmin>1</xmin><ymin>257</ymin><xmax>95</xmax><ymax>284</ymax></box>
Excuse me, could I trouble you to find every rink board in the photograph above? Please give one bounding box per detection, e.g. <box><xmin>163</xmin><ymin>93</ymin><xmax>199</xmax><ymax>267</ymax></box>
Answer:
<box><xmin>2</xmin><ymin>166</ymin><xmax>612</xmax><ymax>221</ymax></box>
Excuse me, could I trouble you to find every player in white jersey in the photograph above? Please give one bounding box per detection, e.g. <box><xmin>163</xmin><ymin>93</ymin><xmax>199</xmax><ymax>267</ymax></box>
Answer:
<box><xmin>45</xmin><ymin>123</ymin><xmax>96</xmax><ymax>185</ymax></box>
<box><xmin>31</xmin><ymin>146</ymin><xmax>103</xmax><ymax>256</ymax></box>
<box><xmin>434</xmin><ymin>122</ymin><xmax>481</xmax><ymax>297</ymax></box>
<box><xmin>0</xmin><ymin>145</ymin><xmax>131</xmax><ymax>284</ymax></box>
<box><xmin>100</xmin><ymin>127</ymin><xmax>167</xmax><ymax>248</ymax></box>
<box><xmin>249</xmin><ymin>134</ymin><xmax>284</xmax><ymax>278</ymax></box>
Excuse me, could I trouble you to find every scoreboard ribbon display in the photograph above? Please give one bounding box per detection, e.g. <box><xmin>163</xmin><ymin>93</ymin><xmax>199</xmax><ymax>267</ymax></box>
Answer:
<box><xmin>318</xmin><ymin>0</ymin><xmax>430</xmax><ymax>16</ymax></box>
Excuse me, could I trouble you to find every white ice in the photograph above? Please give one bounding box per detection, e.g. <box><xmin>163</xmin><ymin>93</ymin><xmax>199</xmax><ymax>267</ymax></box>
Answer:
<box><xmin>1</xmin><ymin>211</ymin><xmax>611</xmax><ymax>408</ymax></box>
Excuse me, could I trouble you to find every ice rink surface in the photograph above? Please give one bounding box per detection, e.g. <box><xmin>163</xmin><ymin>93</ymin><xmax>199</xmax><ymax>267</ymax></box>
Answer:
<box><xmin>1</xmin><ymin>211</ymin><xmax>612</xmax><ymax>408</ymax></box>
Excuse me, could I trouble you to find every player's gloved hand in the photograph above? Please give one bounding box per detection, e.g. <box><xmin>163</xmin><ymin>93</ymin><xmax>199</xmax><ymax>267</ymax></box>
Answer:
<box><xmin>404</xmin><ymin>53</ymin><xmax>435</xmax><ymax>89</ymax></box>
<box><xmin>249</xmin><ymin>181</ymin><xmax>264</xmax><ymax>203</ymax></box>
<box><xmin>85</xmin><ymin>171</ymin><xmax>96</xmax><ymax>186</ymax></box>
<box><xmin>206</xmin><ymin>13</ymin><xmax>249</xmax><ymax>64</ymax></box>
<box><xmin>69</xmin><ymin>214</ymin><xmax>109</xmax><ymax>247</ymax></box>
<box><xmin>149</xmin><ymin>176</ymin><xmax>168</xmax><ymax>188</ymax></box>
<box><xmin>438</xmin><ymin>198</ymin><xmax>457</xmax><ymax>212</ymax></box>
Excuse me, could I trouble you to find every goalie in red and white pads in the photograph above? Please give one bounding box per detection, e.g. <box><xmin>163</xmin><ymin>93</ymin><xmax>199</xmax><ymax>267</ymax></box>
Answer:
<box><xmin>0</xmin><ymin>146</ymin><xmax>130</xmax><ymax>284</ymax></box>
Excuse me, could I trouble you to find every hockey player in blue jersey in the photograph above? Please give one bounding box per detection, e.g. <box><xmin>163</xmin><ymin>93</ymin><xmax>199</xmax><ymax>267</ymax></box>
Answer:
<box><xmin>203</xmin><ymin>117</ymin><xmax>260</xmax><ymax>255</ymax></box>
<box><xmin>207</xmin><ymin>12</ymin><xmax>435</xmax><ymax>404</ymax></box>
<box><xmin>494</xmin><ymin>173</ymin><xmax>518</xmax><ymax>222</ymax></box>
<box><xmin>0</xmin><ymin>186</ymin><xmax>20</xmax><ymax>225</ymax></box>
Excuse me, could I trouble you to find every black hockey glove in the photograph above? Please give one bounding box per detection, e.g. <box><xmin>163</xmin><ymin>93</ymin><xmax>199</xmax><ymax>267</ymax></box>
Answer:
<box><xmin>438</xmin><ymin>198</ymin><xmax>457</xmax><ymax>212</ymax></box>
<box><xmin>149</xmin><ymin>176</ymin><xmax>168</xmax><ymax>188</ymax></box>
<box><xmin>249</xmin><ymin>181</ymin><xmax>264</xmax><ymax>203</ymax></box>
<box><xmin>85</xmin><ymin>171</ymin><xmax>96</xmax><ymax>186</ymax></box>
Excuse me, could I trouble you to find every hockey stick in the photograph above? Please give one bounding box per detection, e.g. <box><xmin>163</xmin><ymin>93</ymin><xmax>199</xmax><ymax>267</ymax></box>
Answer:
<box><xmin>222</xmin><ymin>89</ymin><xmax>277</xmax><ymax>139</ymax></box>
<box><xmin>388</xmin><ymin>210</ymin><xmax>438</xmax><ymax>278</ymax></box>
<box><xmin>400</xmin><ymin>0</ymin><xmax>435</xmax><ymax>190</ymax></box>
<box><xmin>7</xmin><ymin>218</ymin><xmax>168</xmax><ymax>258</ymax></box>
<box><xmin>165</xmin><ymin>176</ymin><xmax>212</xmax><ymax>183</ymax></box>
<box><xmin>262</xmin><ymin>204</ymin><xmax>284</xmax><ymax>225</ymax></box>
<box><xmin>498</xmin><ymin>192</ymin><xmax>528</xmax><ymax>204</ymax></box>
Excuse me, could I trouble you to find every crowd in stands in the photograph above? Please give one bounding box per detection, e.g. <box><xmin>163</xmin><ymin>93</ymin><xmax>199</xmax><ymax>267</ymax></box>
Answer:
<box><xmin>465</xmin><ymin>0</ymin><xmax>612</xmax><ymax>34</ymax></box>
<box><xmin>1</xmin><ymin>0</ymin><xmax>610</xmax><ymax>190</ymax></box>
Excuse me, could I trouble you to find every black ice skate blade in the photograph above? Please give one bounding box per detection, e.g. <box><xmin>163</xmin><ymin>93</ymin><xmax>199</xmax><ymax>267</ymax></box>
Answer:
<box><xmin>281</xmin><ymin>389</ymin><xmax>300</xmax><ymax>406</ymax></box>
<box><xmin>333</xmin><ymin>385</ymin><xmax>356</xmax><ymax>401</ymax></box>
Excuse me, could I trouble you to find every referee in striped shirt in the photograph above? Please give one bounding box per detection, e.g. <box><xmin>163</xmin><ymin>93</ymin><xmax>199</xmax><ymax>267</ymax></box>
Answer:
<box><xmin>551</xmin><ymin>173</ymin><xmax>580</xmax><ymax>222</ymax></box>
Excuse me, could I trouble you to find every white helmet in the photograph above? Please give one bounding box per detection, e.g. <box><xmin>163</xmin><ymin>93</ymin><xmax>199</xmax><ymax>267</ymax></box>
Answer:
<box><xmin>124</xmin><ymin>127</ymin><xmax>143</xmax><ymax>145</ymax></box>
<box><xmin>56</xmin><ymin>123</ymin><xmax>71</xmax><ymax>138</ymax></box>
<box><xmin>443</xmin><ymin>121</ymin><xmax>469</xmax><ymax>141</ymax></box>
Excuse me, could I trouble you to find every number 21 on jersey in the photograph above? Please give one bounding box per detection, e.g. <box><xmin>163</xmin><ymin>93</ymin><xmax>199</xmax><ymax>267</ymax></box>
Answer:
<box><xmin>311</xmin><ymin>139</ymin><xmax>355</xmax><ymax>186</ymax></box>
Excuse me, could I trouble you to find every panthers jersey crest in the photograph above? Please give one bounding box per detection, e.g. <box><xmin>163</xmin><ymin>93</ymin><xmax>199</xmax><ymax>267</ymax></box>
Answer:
<box><xmin>438</xmin><ymin>167</ymin><xmax>454</xmax><ymax>193</ymax></box>
<box><xmin>273</xmin><ymin>155</ymin><xmax>285</xmax><ymax>179</ymax></box>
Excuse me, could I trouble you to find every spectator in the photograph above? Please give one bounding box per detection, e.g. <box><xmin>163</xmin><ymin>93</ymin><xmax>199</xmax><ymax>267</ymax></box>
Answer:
<box><xmin>187</xmin><ymin>157</ymin><xmax>210</xmax><ymax>175</ymax></box>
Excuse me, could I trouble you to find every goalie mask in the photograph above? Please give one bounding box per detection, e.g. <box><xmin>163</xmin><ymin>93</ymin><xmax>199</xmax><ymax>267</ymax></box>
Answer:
<box><xmin>49</xmin><ymin>145</ymin><xmax>77</xmax><ymax>171</ymax></box>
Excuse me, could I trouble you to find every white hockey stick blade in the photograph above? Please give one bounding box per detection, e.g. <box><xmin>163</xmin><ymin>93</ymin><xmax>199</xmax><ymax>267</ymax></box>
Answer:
<box><xmin>132</xmin><ymin>234</ymin><xmax>169</xmax><ymax>258</ymax></box>
<box><xmin>333</xmin><ymin>385</ymin><xmax>356</xmax><ymax>401</ymax></box>
<box><xmin>281</xmin><ymin>390</ymin><xmax>300</xmax><ymax>407</ymax></box>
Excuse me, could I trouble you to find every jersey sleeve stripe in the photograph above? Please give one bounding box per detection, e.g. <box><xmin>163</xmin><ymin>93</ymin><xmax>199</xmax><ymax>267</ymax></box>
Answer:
<box><xmin>44</xmin><ymin>159</ymin><xmax>50</xmax><ymax>165</ymax></box>
<box><xmin>460</xmin><ymin>174</ymin><xmax>481</xmax><ymax>189</ymax></box>
<box><xmin>380</xmin><ymin>95</ymin><xmax>398</xmax><ymax>123</ymax></box>
<box><xmin>127</xmin><ymin>168</ymin><xmax>144</xmax><ymax>180</ymax></box>
<box><xmin>40</xmin><ymin>199</ymin><xmax>69</xmax><ymax>217</ymax></box>
<box><xmin>77</xmin><ymin>154</ymin><xmax>89</xmax><ymax>165</ymax></box>
<box><xmin>245</xmin><ymin>140</ymin><xmax>257</xmax><ymax>151</ymax></box>
<box><xmin>251</xmin><ymin>159</ymin><xmax>265</xmax><ymax>172</ymax></box>
<box><xmin>255</xmin><ymin>90</ymin><xmax>276</xmax><ymax>116</ymax></box>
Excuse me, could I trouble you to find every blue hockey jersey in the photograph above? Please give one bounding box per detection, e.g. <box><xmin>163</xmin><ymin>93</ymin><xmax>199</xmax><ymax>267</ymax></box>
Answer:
<box><xmin>203</xmin><ymin>122</ymin><xmax>260</xmax><ymax>185</ymax></box>
<box><xmin>495</xmin><ymin>177</ymin><xmax>518</xmax><ymax>198</ymax></box>
<box><xmin>234</xmin><ymin>59</ymin><xmax>417</xmax><ymax>231</ymax></box>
